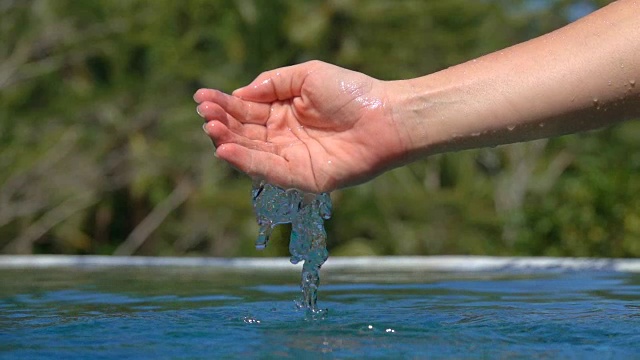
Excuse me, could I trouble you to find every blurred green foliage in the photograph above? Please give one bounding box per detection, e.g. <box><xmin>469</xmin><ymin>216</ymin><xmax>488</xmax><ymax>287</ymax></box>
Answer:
<box><xmin>1</xmin><ymin>0</ymin><xmax>637</xmax><ymax>258</ymax></box>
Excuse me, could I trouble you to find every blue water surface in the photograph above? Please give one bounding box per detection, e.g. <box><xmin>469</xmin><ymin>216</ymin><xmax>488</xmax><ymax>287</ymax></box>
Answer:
<box><xmin>1</xmin><ymin>264</ymin><xmax>639</xmax><ymax>359</ymax></box>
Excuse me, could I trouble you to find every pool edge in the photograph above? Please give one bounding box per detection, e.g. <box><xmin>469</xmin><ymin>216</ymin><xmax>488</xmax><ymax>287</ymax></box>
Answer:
<box><xmin>0</xmin><ymin>255</ymin><xmax>639</xmax><ymax>272</ymax></box>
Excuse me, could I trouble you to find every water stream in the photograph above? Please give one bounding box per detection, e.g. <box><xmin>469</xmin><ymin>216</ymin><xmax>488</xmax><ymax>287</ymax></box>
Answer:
<box><xmin>251</xmin><ymin>181</ymin><xmax>332</xmax><ymax>317</ymax></box>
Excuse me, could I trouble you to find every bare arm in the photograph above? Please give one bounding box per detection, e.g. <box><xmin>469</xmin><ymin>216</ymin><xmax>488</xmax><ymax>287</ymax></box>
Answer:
<box><xmin>392</xmin><ymin>0</ymin><xmax>640</xmax><ymax>163</ymax></box>
<box><xmin>195</xmin><ymin>0</ymin><xmax>639</xmax><ymax>193</ymax></box>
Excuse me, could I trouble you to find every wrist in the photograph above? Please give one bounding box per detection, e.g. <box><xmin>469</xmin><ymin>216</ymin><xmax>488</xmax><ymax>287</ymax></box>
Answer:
<box><xmin>385</xmin><ymin>75</ymin><xmax>459</xmax><ymax>164</ymax></box>
<box><xmin>386</xmin><ymin>61</ymin><xmax>532</xmax><ymax>162</ymax></box>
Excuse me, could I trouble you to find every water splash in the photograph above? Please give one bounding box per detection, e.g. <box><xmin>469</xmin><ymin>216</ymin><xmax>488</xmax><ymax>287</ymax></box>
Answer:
<box><xmin>251</xmin><ymin>181</ymin><xmax>332</xmax><ymax>318</ymax></box>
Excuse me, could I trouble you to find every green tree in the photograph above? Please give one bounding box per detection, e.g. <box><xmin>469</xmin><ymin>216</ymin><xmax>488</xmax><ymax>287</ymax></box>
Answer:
<box><xmin>1</xmin><ymin>0</ymin><xmax>636</xmax><ymax>258</ymax></box>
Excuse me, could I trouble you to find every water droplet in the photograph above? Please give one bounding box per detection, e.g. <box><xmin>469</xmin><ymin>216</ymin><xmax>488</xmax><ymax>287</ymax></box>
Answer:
<box><xmin>592</xmin><ymin>98</ymin><xmax>600</xmax><ymax>109</ymax></box>
<box><xmin>630</xmin><ymin>80</ymin><xmax>636</xmax><ymax>88</ymax></box>
<box><xmin>368</xmin><ymin>325</ymin><xmax>374</xmax><ymax>330</ymax></box>
<box><xmin>327</xmin><ymin>160</ymin><xmax>332</xmax><ymax>165</ymax></box>
<box><xmin>539</xmin><ymin>122</ymin><xmax>545</xmax><ymax>128</ymax></box>
<box><xmin>243</xmin><ymin>316</ymin><xmax>261</xmax><ymax>324</ymax></box>
<box><xmin>259</xmin><ymin>78</ymin><xmax>271</xmax><ymax>86</ymax></box>
<box><xmin>385</xmin><ymin>328</ymin><xmax>396</xmax><ymax>333</ymax></box>
<box><xmin>608</xmin><ymin>81</ymin><xmax>612</xmax><ymax>87</ymax></box>
<box><xmin>507</xmin><ymin>125</ymin><xmax>515</xmax><ymax>131</ymax></box>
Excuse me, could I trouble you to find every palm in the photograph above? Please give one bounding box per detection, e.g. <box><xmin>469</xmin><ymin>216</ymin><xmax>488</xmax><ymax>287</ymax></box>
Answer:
<box><xmin>195</xmin><ymin>61</ymin><xmax>403</xmax><ymax>193</ymax></box>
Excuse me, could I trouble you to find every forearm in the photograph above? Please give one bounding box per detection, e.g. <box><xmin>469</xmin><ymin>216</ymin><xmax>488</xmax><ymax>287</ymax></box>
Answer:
<box><xmin>390</xmin><ymin>0</ymin><xmax>640</xmax><ymax>163</ymax></box>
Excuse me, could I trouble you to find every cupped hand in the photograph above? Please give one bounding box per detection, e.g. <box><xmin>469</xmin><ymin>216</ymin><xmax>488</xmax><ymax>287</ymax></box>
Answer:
<box><xmin>194</xmin><ymin>60</ymin><xmax>407</xmax><ymax>193</ymax></box>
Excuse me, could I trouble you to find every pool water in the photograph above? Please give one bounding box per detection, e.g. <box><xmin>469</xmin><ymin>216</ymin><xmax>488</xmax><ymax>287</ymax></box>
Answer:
<box><xmin>1</xmin><ymin>256</ymin><xmax>639</xmax><ymax>359</ymax></box>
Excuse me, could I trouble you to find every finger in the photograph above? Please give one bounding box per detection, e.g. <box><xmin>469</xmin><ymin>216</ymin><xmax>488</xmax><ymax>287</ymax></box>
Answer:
<box><xmin>215</xmin><ymin>143</ymin><xmax>294</xmax><ymax>187</ymax></box>
<box><xmin>194</xmin><ymin>88</ymin><xmax>271</xmax><ymax>125</ymax></box>
<box><xmin>196</xmin><ymin>101</ymin><xmax>241</xmax><ymax>131</ymax></box>
<box><xmin>203</xmin><ymin>121</ymin><xmax>270</xmax><ymax>151</ymax></box>
<box><xmin>196</xmin><ymin>101</ymin><xmax>232</xmax><ymax>123</ymax></box>
<box><xmin>240</xmin><ymin>123</ymin><xmax>268</xmax><ymax>142</ymax></box>
<box><xmin>232</xmin><ymin>61</ymin><xmax>321</xmax><ymax>102</ymax></box>
<box><xmin>196</xmin><ymin>101</ymin><xmax>250</xmax><ymax>135</ymax></box>
<box><xmin>197</xmin><ymin>102</ymin><xmax>268</xmax><ymax>141</ymax></box>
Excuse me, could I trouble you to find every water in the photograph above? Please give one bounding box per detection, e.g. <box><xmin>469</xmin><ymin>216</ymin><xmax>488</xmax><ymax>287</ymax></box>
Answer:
<box><xmin>1</xmin><ymin>258</ymin><xmax>639</xmax><ymax>359</ymax></box>
<box><xmin>251</xmin><ymin>181</ymin><xmax>331</xmax><ymax>316</ymax></box>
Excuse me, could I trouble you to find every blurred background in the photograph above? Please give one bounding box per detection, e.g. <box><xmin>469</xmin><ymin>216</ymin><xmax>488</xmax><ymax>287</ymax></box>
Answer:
<box><xmin>1</xmin><ymin>0</ymin><xmax>638</xmax><ymax>258</ymax></box>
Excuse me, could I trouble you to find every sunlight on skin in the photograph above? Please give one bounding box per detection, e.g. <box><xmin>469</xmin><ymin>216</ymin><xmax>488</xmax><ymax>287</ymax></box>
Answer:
<box><xmin>194</xmin><ymin>1</ymin><xmax>639</xmax><ymax>193</ymax></box>
<box><xmin>194</xmin><ymin>61</ymin><xmax>407</xmax><ymax>193</ymax></box>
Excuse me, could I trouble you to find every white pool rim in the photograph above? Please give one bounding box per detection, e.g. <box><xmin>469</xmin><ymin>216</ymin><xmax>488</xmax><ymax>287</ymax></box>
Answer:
<box><xmin>1</xmin><ymin>255</ymin><xmax>639</xmax><ymax>273</ymax></box>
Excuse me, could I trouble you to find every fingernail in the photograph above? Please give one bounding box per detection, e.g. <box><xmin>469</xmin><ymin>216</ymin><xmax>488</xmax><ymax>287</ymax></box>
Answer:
<box><xmin>214</xmin><ymin>144</ymin><xmax>223</xmax><ymax>157</ymax></box>
<box><xmin>202</xmin><ymin>123</ymin><xmax>208</xmax><ymax>134</ymax></box>
<box><xmin>196</xmin><ymin>106</ymin><xmax>204</xmax><ymax>118</ymax></box>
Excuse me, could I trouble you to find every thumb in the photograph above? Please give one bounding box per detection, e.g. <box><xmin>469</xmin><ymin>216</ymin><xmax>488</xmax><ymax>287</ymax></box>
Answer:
<box><xmin>232</xmin><ymin>61</ymin><xmax>320</xmax><ymax>103</ymax></box>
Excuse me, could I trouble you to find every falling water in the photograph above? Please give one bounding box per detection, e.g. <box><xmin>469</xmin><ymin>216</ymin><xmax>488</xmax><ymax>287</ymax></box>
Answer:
<box><xmin>251</xmin><ymin>181</ymin><xmax>332</xmax><ymax>317</ymax></box>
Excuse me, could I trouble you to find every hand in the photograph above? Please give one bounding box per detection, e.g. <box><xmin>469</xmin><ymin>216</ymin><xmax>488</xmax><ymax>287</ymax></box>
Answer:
<box><xmin>194</xmin><ymin>60</ymin><xmax>407</xmax><ymax>193</ymax></box>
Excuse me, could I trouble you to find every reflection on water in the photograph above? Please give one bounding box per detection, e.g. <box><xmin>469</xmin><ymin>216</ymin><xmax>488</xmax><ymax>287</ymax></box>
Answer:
<box><xmin>1</xmin><ymin>266</ymin><xmax>639</xmax><ymax>358</ymax></box>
